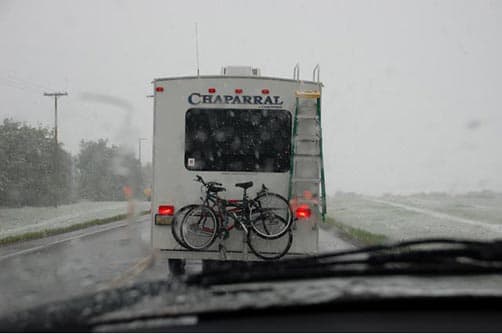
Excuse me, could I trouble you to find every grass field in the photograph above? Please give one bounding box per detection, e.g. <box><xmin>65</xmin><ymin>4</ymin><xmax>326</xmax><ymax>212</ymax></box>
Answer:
<box><xmin>327</xmin><ymin>192</ymin><xmax>502</xmax><ymax>242</ymax></box>
<box><xmin>0</xmin><ymin>201</ymin><xmax>150</xmax><ymax>244</ymax></box>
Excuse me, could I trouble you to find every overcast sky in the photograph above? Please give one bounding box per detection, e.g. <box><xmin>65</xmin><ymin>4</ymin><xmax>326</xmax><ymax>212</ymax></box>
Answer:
<box><xmin>1</xmin><ymin>0</ymin><xmax>501</xmax><ymax>195</ymax></box>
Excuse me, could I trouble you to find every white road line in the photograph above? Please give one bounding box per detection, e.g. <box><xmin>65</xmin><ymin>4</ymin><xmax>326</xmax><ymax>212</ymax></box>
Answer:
<box><xmin>0</xmin><ymin>221</ymin><xmax>129</xmax><ymax>262</ymax></box>
<box><xmin>365</xmin><ymin>197</ymin><xmax>502</xmax><ymax>234</ymax></box>
<box><xmin>106</xmin><ymin>253</ymin><xmax>156</xmax><ymax>289</ymax></box>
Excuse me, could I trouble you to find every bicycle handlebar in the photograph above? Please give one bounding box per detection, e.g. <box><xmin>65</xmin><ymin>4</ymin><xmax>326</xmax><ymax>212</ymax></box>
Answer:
<box><xmin>194</xmin><ymin>174</ymin><xmax>205</xmax><ymax>185</ymax></box>
<box><xmin>194</xmin><ymin>175</ymin><xmax>223</xmax><ymax>188</ymax></box>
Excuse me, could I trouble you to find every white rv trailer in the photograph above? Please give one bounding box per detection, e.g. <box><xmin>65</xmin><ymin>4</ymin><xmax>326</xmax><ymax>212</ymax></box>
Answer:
<box><xmin>151</xmin><ymin>65</ymin><xmax>326</xmax><ymax>263</ymax></box>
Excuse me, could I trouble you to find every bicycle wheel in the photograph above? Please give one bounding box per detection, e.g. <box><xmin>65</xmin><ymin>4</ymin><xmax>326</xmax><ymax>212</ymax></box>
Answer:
<box><xmin>171</xmin><ymin>204</ymin><xmax>198</xmax><ymax>249</ymax></box>
<box><xmin>247</xmin><ymin>216</ymin><xmax>293</xmax><ymax>260</ymax></box>
<box><xmin>180</xmin><ymin>205</ymin><xmax>218</xmax><ymax>250</ymax></box>
<box><xmin>251</xmin><ymin>192</ymin><xmax>292</xmax><ymax>239</ymax></box>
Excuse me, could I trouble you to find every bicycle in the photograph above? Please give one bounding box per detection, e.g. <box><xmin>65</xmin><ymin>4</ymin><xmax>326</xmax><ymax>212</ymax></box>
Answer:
<box><xmin>178</xmin><ymin>176</ymin><xmax>293</xmax><ymax>260</ymax></box>
<box><xmin>196</xmin><ymin>175</ymin><xmax>292</xmax><ymax>239</ymax></box>
<box><xmin>170</xmin><ymin>178</ymin><xmax>225</xmax><ymax>249</ymax></box>
<box><xmin>172</xmin><ymin>175</ymin><xmax>292</xmax><ymax>246</ymax></box>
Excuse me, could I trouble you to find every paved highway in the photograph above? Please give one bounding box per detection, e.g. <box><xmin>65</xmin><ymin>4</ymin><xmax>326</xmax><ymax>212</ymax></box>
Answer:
<box><xmin>0</xmin><ymin>215</ymin><xmax>353</xmax><ymax>316</ymax></box>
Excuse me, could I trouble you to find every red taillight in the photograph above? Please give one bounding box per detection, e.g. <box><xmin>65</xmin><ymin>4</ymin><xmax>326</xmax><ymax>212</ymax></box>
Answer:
<box><xmin>235</xmin><ymin>88</ymin><xmax>243</xmax><ymax>94</ymax></box>
<box><xmin>262</xmin><ymin>89</ymin><xmax>270</xmax><ymax>94</ymax></box>
<box><xmin>156</xmin><ymin>87</ymin><xmax>164</xmax><ymax>92</ymax></box>
<box><xmin>158</xmin><ymin>205</ymin><xmax>174</xmax><ymax>216</ymax></box>
<box><xmin>208</xmin><ymin>88</ymin><xmax>216</xmax><ymax>93</ymax></box>
<box><xmin>295</xmin><ymin>205</ymin><xmax>311</xmax><ymax>219</ymax></box>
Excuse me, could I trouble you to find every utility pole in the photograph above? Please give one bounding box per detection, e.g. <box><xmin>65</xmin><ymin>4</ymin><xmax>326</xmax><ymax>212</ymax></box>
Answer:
<box><xmin>138</xmin><ymin>138</ymin><xmax>147</xmax><ymax>167</ymax></box>
<box><xmin>44</xmin><ymin>92</ymin><xmax>68</xmax><ymax>208</ymax></box>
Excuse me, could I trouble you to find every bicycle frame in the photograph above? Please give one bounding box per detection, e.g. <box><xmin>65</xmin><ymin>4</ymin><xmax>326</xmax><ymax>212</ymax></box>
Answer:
<box><xmin>201</xmin><ymin>183</ymin><xmax>282</xmax><ymax>234</ymax></box>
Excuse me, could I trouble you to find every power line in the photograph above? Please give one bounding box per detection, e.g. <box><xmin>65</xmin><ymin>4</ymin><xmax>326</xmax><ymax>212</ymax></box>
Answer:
<box><xmin>3</xmin><ymin>73</ymin><xmax>55</xmax><ymax>91</ymax></box>
<box><xmin>0</xmin><ymin>74</ymin><xmax>57</xmax><ymax>94</ymax></box>
<box><xmin>0</xmin><ymin>79</ymin><xmax>42</xmax><ymax>93</ymax></box>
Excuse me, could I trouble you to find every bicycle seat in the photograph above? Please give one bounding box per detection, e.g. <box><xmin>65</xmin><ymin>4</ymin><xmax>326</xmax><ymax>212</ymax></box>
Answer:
<box><xmin>235</xmin><ymin>181</ymin><xmax>253</xmax><ymax>190</ymax></box>
<box><xmin>209</xmin><ymin>185</ymin><xmax>226</xmax><ymax>193</ymax></box>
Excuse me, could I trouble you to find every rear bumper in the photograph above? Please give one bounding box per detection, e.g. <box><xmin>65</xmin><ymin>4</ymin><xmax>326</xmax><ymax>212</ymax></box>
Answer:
<box><xmin>158</xmin><ymin>249</ymin><xmax>316</xmax><ymax>261</ymax></box>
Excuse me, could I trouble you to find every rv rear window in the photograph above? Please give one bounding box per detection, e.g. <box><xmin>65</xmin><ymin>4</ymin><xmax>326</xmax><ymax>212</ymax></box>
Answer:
<box><xmin>185</xmin><ymin>108</ymin><xmax>291</xmax><ymax>172</ymax></box>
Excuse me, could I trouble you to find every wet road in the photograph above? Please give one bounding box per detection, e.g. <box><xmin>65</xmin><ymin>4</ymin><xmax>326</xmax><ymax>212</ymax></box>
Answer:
<box><xmin>0</xmin><ymin>216</ymin><xmax>353</xmax><ymax>316</ymax></box>
<box><xmin>0</xmin><ymin>216</ymin><xmax>152</xmax><ymax>316</ymax></box>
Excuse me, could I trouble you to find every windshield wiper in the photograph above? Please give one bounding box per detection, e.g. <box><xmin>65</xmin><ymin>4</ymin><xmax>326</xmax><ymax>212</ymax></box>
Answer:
<box><xmin>186</xmin><ymin>238</ymin><xmax>502</xmax><ymax>286</ymax></box>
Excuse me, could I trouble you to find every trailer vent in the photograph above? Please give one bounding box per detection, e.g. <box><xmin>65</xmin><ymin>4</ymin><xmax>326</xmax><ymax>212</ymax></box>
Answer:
<box><xmin>221</xmin><ymin>66</ymin><xmax>261</xmax><ymax>77</ymax></box>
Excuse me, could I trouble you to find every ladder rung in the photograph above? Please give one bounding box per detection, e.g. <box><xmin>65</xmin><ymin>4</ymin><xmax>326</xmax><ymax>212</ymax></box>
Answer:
<box><xmin>295</xmin><ymin>136</ymin><xmax>319</xmax><ymax>142</ymax></box>
<box><xmin>292</xmin><ymin>178</ymin><xmax>321</xmax><ymax>183</ymax></box>
<box><xmin>294</xmin><ymin>153</ymin><xmax>321</xmax><ymax>158</ymax></box>
<box><xmin>294</xmin><ymin>199</ymin><xmax>321</xmax><ymax>205</ymax></box>
<box><xmin>297</xmin><ymin>104</ymin><xmax>317</xmax><ymax>109</ymax></box>
<box><xmin>296</xmin><ymin>90</ymin><xmax>321</xmax><ymax>98</ymax></box>
<box><xmin>296</xmin><ymin>115</ymin><xmax>318</xmax><ymax>120</ymax></box>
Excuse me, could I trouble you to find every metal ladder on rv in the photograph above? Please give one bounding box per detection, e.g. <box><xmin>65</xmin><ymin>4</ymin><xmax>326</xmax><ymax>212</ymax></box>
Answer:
<box><xmin>288</xmin><ymin>64</ymin><xmax>327</xmax><ymax>223</ymax></box>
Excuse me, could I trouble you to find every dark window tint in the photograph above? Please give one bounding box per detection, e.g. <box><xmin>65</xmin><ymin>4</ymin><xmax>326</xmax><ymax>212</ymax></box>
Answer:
<box><xmin>185</xmin><ymin>108</ymin><xmax>291</xmax><ymax>172</ymax></box>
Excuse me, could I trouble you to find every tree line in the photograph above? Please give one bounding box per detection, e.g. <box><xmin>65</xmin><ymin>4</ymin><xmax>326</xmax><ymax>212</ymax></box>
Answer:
<box><xmin>0</xmin><ymin>119</ymin><xmax>151</xmax><ymax>207</ymax></box>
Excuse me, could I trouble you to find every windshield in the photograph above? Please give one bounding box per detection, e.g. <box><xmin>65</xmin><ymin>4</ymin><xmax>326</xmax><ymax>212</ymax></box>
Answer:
<box><xmin>1</xmin><ymin>0</ymin><xmax>501</xmax><ymax>327</ymax></box>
